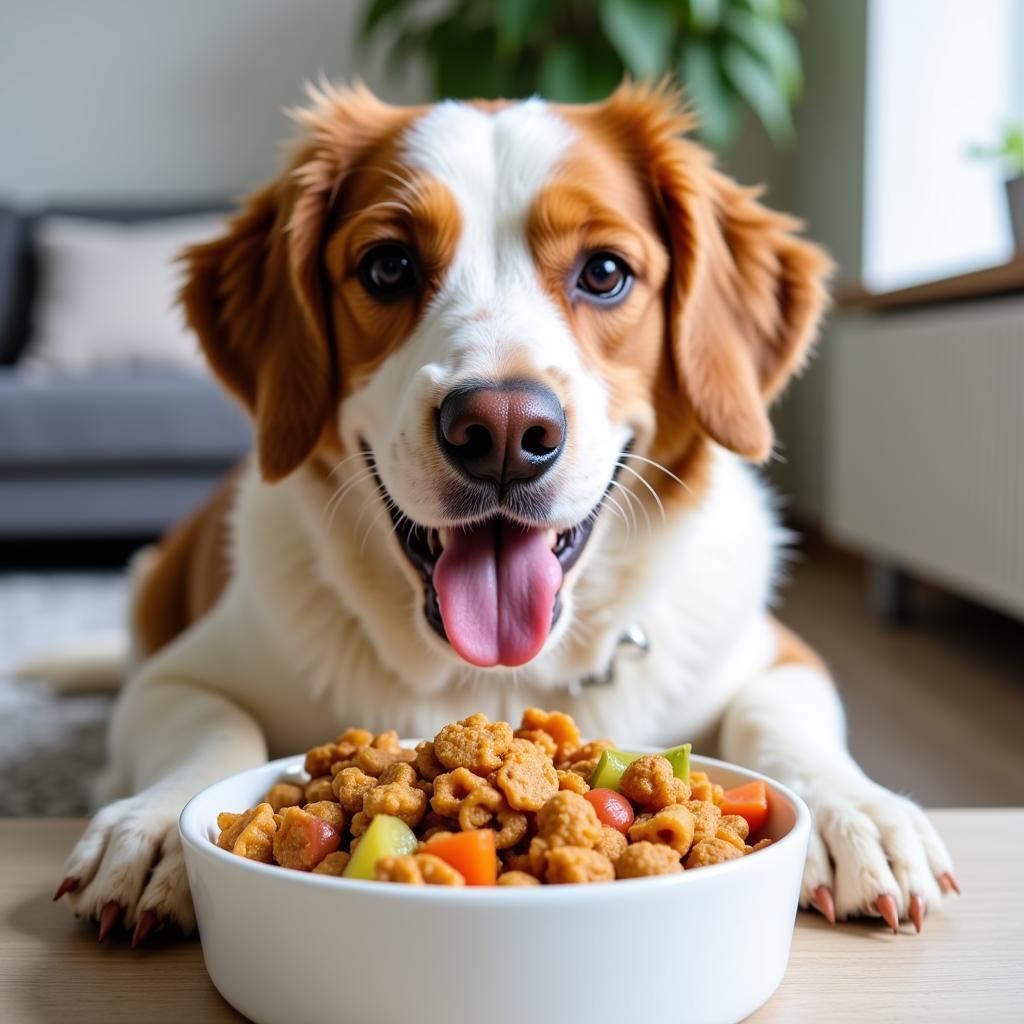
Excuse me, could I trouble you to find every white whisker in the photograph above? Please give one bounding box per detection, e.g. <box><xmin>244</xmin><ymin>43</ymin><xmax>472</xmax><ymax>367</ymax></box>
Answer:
<box><xmin>617</xmin><ymin>461</ymin><xmax>666</xmax><ymax>528</ymax></box>
<box><xmin>619</xmin><ymin>451</ymin><xmax>691</xmax><ymax>494</ymax></box>
<box><xmin>608</xmin><ymin>478</ymin><xmax>648</xmax><ymax>535</ymax></box>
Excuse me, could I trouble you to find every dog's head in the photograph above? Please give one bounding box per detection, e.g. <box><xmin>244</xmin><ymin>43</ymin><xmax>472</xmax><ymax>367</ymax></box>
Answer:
<box><xmin>182</xmin><ymin>82</ymin><xmax>830</xmax><ymax>677</ymax></box>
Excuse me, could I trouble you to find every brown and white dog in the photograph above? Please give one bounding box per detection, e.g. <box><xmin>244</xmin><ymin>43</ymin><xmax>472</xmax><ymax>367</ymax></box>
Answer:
<box><xmin>56</xmin><ymin>82</ymin><xmax>956</xmax><ymax>942</ymax></box>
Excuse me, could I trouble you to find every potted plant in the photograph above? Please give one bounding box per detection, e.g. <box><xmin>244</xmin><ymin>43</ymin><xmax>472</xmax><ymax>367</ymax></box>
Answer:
<box><xmin>359</xmin><ymin>0</ymin><xmax>804</xmax><ymax>150</ymax></box>
<box><xmin>971</xmin><ymin>123</ymin><xmax>1024</xmax><ymax>252</ymax></box>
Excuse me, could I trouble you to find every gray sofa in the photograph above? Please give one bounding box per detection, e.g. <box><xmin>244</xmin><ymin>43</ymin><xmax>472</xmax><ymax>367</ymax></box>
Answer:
<box><xmin>0</xmin><ymin>203</ymin><xmax>251</xmax><ymax>540</ymax></box>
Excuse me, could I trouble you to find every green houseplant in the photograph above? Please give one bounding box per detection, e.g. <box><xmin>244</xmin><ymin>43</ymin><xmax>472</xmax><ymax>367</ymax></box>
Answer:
<box><xmin>360</xmin><ymin>0</ymin><xmax>804</xmax><ymax>149</ymax></box>
<box><xmin>971</xmin><ymin>123</ymin><xmax>1024</xmax><ymax>252</ymax></box>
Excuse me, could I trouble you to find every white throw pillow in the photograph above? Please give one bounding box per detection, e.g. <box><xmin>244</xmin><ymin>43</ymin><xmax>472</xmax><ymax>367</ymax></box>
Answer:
<box><xmin>20</xmin><ymin>213</ymin><xmax>226</xmax><ymax>376</ymax></box>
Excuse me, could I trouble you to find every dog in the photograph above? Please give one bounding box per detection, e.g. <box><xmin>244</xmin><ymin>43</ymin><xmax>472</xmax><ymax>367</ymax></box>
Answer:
<box><xmin>54</xmin><ymin>81</ymin><xmax>956</xmax><ymax>943</ymax></box>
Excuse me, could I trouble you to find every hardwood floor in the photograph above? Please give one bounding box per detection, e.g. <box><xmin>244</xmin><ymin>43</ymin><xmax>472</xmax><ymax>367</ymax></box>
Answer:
<box><xmin>776</xmin><ymin>538</ymin><xmax>1024</xmax><ymax>807</ymax></box>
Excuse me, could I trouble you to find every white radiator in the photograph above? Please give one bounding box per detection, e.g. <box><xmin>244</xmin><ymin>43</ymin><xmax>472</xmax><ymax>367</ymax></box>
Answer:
<box><xmin>825</xmin><ymin>297</ymin><xmax>1024</xmax><ymax>620</ymax></box>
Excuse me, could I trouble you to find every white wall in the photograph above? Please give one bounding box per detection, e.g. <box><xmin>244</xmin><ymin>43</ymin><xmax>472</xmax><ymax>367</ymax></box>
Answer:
<box><xmin>0</xmin><ymin>0</ymin><xmax>427</xmax><ymax>203</ymax></box>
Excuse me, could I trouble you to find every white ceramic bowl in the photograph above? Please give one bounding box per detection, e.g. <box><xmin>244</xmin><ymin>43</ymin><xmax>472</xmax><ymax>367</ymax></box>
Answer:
<box><xmin>180</xmin><ymin>751</ymin><xmax>809</xmax><ymax>1024</ymax></box>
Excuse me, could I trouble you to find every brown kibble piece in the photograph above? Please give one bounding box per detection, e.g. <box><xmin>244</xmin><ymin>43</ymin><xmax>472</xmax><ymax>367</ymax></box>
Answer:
<box><xmin>332</xmin><ymin>766</ymin><xmax>378</xmax><ymax>813</ymax></box>
<box><xmin>305</xmin><ymin>743</ymin><xmax>351</xmax><ymax>779</ymax></box>
<box><xmin>535</xmin><ymin>791</ymin><xmax>602</xmax><ymax>849</ymax></box>
<box><xmin>434</xmin><ymin>713</ymin><xmax>513</xmax><ymax>775</ymax></box>
<box><xmin>495</xmin><ymin>746</ymin><xmax>559</xmax><ymax>811</ymax></box>
<box><xmin>686</xmin><ymin>799</ymin><xmax>722</xmax><ymax>843</ymax></box>
<box><xmin>355</xmin><ymin>745</ymin><xmax>416</xmax><ymax>777</ymax></box>
<box><xmin>431</xmin><ymin>767</ymin><xmax>486</xmax><ymax>817</ymax></box>
<box><xmin>303</xmin><ymin>800</ymin><xmax>346</xmax><ymax>833</ymax></box>
<box><xmin>498</xmin><ymin>870</ymin><xmax>541</xmax><ymax>886</ymax></box>
<box><xmin>620</xmin><ymin>755</ymin><xmax>690</xmax><ymax>810</ymax></box>
<box><xmin>266</xmin><ymin>782</ymin><xmax>306</xmax><ymax>813</ymax></box>
<box><xmin>414</xmin><ymin>740</ymin><xmax>445</xmax><ymax>781</ymax></box>
<box><xmin>628</xmin><ymin>803</ymin><xmax>696</xmax><ymax>854</ymax></box>
<box><xmin>593</xmin><ymin>824</ymin><xmax>628</xmax><ymax>863</ymax></box>
<box><xmin>566</xmin><ymin>739</ymin><xmax>616</xmax><ymax>764</ymax></box>
<box><xmin>376</xmin><ymin>853</ymin><xmax>465</xmax><ymax>886</ymax></box>
<box><xmin>685</xmin><ymin>837</ymin><xmax>744</xmax><ymax>869</ymax></box>
<box><xmin>362</xmin><ymin>763</ymin><xmax>427</xmax><ymax>829</ymax></box>
<box><xmin>615</xmin><ymin>841</ymin><xmax>683</xmax><ymax>878</ymax></box>
<box><xmin>336</xmin><ymin>727</ymin><xmax>374</xmax><ymax>748</ymax></box>
<box><xmin>304</xmin><ymin>776</ymin><xmax>335</xmax><ymax>804</ymax></box>
<box><xmin>512</xmin><ymin>729</ymin><xmax>558</xmax><ymax>759</ymax></box>
<box><xmin>556</xmin><ymin>770</ymin><xmax>590</xmax><ymax>795</ymax></box>
<box><xmin>312</xmin><ymin>851</ymin><xmax>351</xmax><ymax>876</ymax></box>
<box><xmin>545</xmin><ymin>845</ymin><xmax>615</xmax><ymax>884</ymax></box>
<box><xmin>217</xmin><ymin>803</ymin><xmax>277</xmax><ymax>863</ymax></box>
<box><xmin>273</xmin><ymin>807</ymin><xmax>341</xmax><ymax>870</ymax></box>
<box><xmin>518</xmin><ymin>707</ymin><xmax>581</xmax><ymax>761</ymax></box>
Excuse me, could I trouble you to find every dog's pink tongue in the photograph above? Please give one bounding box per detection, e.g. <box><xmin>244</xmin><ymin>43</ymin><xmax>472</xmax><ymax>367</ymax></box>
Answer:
<box><xmin>434</xmin><ymin>520</ymin><xmax>562</xmax><ymax>668</ymax></box>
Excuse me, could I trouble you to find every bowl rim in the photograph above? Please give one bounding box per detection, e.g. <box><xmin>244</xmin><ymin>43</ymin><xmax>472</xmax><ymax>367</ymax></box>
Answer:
<box><xmin>180</xmin><ymin>749</ymin><xmax>810</xmax><ymax>905</ymax></box>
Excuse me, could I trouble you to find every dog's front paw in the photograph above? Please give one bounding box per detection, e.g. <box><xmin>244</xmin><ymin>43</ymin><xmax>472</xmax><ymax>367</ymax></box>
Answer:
<box><xmin>798</xmin><ymin>768</ymin><xmax>958</xmax><ymax>933</ymax></box>
<box><xmin>54</xmin><ymin>793</ymin><xmax>194</xmax><ymax>946</ymax></box>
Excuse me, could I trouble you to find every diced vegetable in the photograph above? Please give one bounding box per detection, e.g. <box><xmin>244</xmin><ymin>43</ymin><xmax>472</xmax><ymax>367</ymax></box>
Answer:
<box><xmin>420</xmin><ymin>828</ymin><xmax>497</xmax><ymax>886</ymax></box>
<box><xmin>720</xmin><ymin>780</ymin><xmax>769</xmax><ymax>834</ymax></box>
<box><xmin>589</xmin><ymin>743</ymin><xmax>692</xmax><ymax>792</ymax></box>
<box><xmin>588</xmin><ymin>749</ymin><xmax>641</xmax><ymax>791</ymax></box>
<box><xmin>342</xmin><ymin>814</ymin><xmax>418</xmax><ymax>880</ymax></box>
<box><xmin>661</xmin><ymin>743</ymin><xmax>691</xmax><ymax>784</ymax></box>
<box><xmin>584</xmin><ymin>788</ymin><xmax>635</xmax><ymax>833</ymax></box>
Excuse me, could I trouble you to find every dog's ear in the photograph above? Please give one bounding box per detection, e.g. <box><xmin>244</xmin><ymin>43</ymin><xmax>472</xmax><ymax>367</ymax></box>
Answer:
<box><xmin>180</xmin><ymin>83</ymin><xmax>396</xmax><ymax>481</ymax></box>
<box><xmin>604</xmin><ymin>84</ymin><xmax>833</xmax><ymax>462</ymax></box>
<box><xmin>671</xmin><ymin>169</ymin><xmax>833</xmax><ymax>461</ymax></box>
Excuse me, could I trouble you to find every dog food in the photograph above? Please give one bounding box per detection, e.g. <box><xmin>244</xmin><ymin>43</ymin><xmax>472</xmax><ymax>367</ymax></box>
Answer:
<box><xmin>214</xmin><ymin>710</ymin><xmax>772</xmax><ymax>885</ymax></box>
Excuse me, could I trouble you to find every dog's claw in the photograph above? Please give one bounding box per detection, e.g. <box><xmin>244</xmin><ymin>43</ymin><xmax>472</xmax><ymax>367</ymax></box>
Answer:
<box><xmin>131</xmin><ymin>910</ymin><xmax>159</xmax><ymax>948</ymax></box>
<box><xmin>53</xmin><ymin>876</ymin><xmax>80</xmax><ymax>901</ymax></box>
<box><xmin>909</xmin><ymin>893</ymin><xmax>925</xmax><ymax>934</ymax></box>
<box><xmin>812</xmin><ymin>884</ymin><xmax>836</xmax><ymax>925</ymax></box>
<box><xmin>97</xmin><ymin>901</ymin><xmax>123</xmax><ymax>943</ymax></box>
<box><xmin>876</xmin><ymin>894</ymin><xmax>899</xmax><ymax>934</ymax></box>
<box><xmin>939</xmin><ymin>871</ymin><xmax>960</xmax><ymax>895</ymax></box>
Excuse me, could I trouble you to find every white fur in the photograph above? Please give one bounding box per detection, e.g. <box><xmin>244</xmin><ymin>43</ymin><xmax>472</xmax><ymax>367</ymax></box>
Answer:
<box><xmin>62</xmin><ymin>99</ymin><xmax>954</xmax><ymax>934</ymax></box>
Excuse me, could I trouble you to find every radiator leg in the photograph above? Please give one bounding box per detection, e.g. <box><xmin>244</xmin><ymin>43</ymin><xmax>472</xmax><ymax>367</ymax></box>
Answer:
<box><xmin>869</xmin><ymin>562</ymin><xmax>912</xmax><ymax>625</ymax></box>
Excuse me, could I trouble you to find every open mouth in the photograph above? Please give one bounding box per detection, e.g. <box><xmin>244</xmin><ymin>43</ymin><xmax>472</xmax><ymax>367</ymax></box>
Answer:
<box><xmin>364</xmin><ymin>451</ymin><xmax>600</xmax><ymax>669</ymax></box>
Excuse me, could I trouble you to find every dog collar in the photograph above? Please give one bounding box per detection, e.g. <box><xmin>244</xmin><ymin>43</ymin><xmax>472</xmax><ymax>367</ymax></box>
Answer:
<box><xmin>564</xmin><ymin>623</ymin><xmax>649</xmax><ymax>696</ymax></box>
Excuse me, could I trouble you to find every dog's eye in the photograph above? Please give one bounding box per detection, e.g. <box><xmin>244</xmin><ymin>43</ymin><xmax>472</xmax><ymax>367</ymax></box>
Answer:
<box><xmin>358</xmin><ymin>243</ymin><xmax>418</xmax><ymax>300</ymax></box>
<box><xmin>576</xmin><ymin>252</ymin><xmax>632</xmax><ymax>302</ymax></box>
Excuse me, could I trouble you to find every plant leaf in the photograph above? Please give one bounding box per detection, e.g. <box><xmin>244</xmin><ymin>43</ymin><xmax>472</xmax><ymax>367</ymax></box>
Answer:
<box><xmin>495</xmin><ymin>0</ymin><xmax>549</xmax><ymax>54</ymax></box>
<box><xmin>598</xmin><ymin>0</ymin><xmax>676</xmax><ymax>79</ymax></box>
<box><xmin>538</xmin><ymin>42</ymin><xmax>623</xmax><ymax>102</ymax></box>
<box><xmin>431</xmin><ymin>22</ymin><xmax>506</xmax><ymax>99</ymax></box>
<box><xmin>721</xmin><ymin>41</ymin><xmax>794</xmax><ymax>145</ymax></box>
<box><xmin>724</xmin><ymin>8</ymin><xmax>802</xmax><ymax>99</ymax></box>
<box><xmin>680</xmin><ymin>40</ymin><xmax>741</xmax><ymax>148</ymax></box>
<box><xmin>687</xmin><ymin>0</ymin><xmax>722</xmax><ymax>33</ymax></box>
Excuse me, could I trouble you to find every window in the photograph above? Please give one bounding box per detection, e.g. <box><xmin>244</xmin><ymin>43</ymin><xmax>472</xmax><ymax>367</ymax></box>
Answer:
<box><xmin>863</xmin><ymin>0</ymin><xmax>1023</xmax><ymax>291</ymax></box>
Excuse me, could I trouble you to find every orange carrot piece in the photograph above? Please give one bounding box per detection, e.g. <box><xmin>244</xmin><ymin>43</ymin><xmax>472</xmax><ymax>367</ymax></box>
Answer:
<box><xmin>720</xmin><ymin>780</ymin><xmax>769</xmax><ymax>834</ymax></box>
<box><xmin>420</xmin><ymin>829</ymin><xmax>497</xmax><ymax>886</ymax></box>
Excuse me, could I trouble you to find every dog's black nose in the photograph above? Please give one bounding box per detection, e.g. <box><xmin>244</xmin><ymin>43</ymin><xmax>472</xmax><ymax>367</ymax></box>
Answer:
<box><xmin>437</xmin><ymin>380</ymin><xmax>566</xmax><ymax>487</ymax></box>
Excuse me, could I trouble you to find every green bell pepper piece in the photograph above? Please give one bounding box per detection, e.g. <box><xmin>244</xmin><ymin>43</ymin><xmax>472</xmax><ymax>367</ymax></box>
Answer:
<box><xmin>589</xmin><ymin>742</ymin><xmax>692</xmax><ymax>792</ymax></box>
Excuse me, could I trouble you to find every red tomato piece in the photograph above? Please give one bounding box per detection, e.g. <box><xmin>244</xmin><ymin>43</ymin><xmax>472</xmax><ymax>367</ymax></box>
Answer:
<box><xmin>720</xmin><ymin>780</ymin><xmax>769</xmax><ymax>835</ymax></box>
<box><xmin>584</xmin><ymin>788</ymin><xmax>635</xmax><ymax>833</ymax></box>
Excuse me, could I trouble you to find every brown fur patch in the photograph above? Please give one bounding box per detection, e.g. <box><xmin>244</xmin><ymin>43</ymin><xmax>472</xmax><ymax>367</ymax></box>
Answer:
<box><xmin>132</xmin><ymin>469</ymin><xmax>240</xmax><ymax>658</ymax></box>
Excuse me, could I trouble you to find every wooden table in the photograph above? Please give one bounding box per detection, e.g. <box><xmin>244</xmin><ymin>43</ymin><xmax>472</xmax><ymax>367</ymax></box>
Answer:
<box><xmin>1</xmin><ymin>811</ymin><xmax>1021</xmax><ymax>1022</ymax></box>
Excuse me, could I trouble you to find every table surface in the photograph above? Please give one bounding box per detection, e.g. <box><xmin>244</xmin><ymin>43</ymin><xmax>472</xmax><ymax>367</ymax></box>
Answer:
<box><xmin>1</xmin><ymin>810</ymin><xmax>1021</xmax><ymax>1023</ymax></box>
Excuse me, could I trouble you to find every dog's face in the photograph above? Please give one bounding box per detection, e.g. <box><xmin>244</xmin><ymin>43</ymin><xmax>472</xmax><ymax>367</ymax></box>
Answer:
<box><xmin>183</xmin><ymin>83</ymin><xmax>829</xmax><ymax>674</ymax></box>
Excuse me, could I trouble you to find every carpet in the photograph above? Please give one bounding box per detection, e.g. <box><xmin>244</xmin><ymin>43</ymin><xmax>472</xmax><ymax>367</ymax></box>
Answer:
<box><xmin>0</xmin><ymin>572</ymin><xmax>125</xmax><ymax>816</ymax></box>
